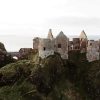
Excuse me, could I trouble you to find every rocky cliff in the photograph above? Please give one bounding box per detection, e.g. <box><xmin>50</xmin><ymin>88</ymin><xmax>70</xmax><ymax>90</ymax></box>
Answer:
<box><xmin>0</xmin><ymin>52</ymin><xmax>99</xmax><ymax>100</ymax></box>
<box><xmin>0</xmin><ymin>42</ymin><xmax>13</xmax><ymax>67</ymax></box>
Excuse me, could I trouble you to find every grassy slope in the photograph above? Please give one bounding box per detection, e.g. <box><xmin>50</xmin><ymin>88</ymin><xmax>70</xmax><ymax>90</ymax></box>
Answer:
<box><xmin>0</xmin><ymin>52</ymin><xmax>99</xmax><ymax>100</ymax></box>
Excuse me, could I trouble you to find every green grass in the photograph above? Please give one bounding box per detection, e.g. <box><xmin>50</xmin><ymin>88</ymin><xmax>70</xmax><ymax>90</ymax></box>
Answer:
<box><xmin>0</xmin><ymin>60</ymin><xmax>35</xmax><ymax>77</ymax></box>
<box><xmin>0</xmin><ymin>77</ymin><xmax>38</xmax><ymax>100</ymax></box>
<box><xmin>0</xmin><ymin>52</ymin><xmax>99</xmax><ymax>100</ymax></box>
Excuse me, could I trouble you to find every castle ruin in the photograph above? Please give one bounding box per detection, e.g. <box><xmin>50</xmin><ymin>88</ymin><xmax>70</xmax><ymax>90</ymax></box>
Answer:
<box><xmin>33</xmin><ymin>29</ymin><xmax>100</xmax><ymax>62</ymax></box>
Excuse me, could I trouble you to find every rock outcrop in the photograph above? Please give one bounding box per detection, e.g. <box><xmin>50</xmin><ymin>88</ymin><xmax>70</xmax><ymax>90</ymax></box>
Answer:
<box><xmin>0</xmin><ymin>42</ymin><xmax>13</xmax><ymax>67</ymax></box>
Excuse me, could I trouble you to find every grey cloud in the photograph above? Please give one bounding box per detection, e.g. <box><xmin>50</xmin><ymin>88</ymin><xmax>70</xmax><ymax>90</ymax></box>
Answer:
<box><xmin>46</xmin><ymin>16</ymin><xmax>100</xmax><ymax>27</ymax></box>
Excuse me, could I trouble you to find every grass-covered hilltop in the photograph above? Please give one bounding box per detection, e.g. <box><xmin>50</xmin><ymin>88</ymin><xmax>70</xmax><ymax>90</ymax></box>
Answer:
<box><xmin>0</xmin><ymin>50</ymin><xmax>100</xmax><ymax>100</ymax></box>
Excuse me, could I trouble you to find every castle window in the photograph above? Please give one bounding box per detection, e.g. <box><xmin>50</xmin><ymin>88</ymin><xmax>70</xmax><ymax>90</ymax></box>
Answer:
<box><xmin>90</xmin><ymin>43</ymin><xmax>92</xmax><ymax>46</ymax></box>
<box><xmin>75</xmin><ymin>46</ymin><xmax>79</xmax><ymax>49</ymax></box>
<box><xmin>43</xmin><ymin>47</ymin><xmax>46</xmax><ymax>51</ymax></box>
<box><xmin>58</xmin><ymin>44</ymin><xmax>61</xmax><ymax>48</ymax></box>
<box><xmin>77</xmin><ymin>47</ymin><xmax>80</xmax><ymax>49</ymax></box>
<box><xmin>75</xmin><ymin>47</ymin><xmax>77</xmax><ymax>49</ymax></box>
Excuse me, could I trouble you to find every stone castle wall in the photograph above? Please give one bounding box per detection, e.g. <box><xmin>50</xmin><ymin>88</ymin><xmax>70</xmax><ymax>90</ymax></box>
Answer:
<box><xmin>33</xmin><ymin>37</ymin><xmax>39</xmax><ymax>49</ymax></box>
<box><xmin>73</xmin><ymin>38</ymin><xmax>80</xmax><ymax>50</ymax></box>
<box><xmin>55</xmin><ymin>32</ymin><xmax>69</xmax><ymax>59</ymax></box>
<box><xmin>87</xmin><ymin>40</ymin><xmax>99</xmax><ymax>62</ymax></box>
<box><xmin>33</xmin><ymin>29</ymin><xmax>100</xmax><ymax>62</ymax></box>
<box><xmin>38</xmin><ymin>38</ymin><xmax>54</xmax><ymax>59</ymax></box>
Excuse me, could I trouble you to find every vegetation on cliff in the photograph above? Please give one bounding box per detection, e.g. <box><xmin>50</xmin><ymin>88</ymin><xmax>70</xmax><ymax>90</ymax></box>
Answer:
<box><xmin>0</xmin><ymin>52</ymin><xmax>99</xmax><ymax>100</ymax></box>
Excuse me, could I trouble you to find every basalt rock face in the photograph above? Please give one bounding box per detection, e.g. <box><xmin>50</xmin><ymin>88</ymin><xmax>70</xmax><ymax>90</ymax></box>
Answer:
<box><xmin>0</xmin><ymin>42</ymin><xmax>7</xmax><ymax>51</ymax></box>
<box><xmin>0</xmin><ymin>42</ymin><xmax>7</xmax><ymax>67</ymax></box>
<box><xmin>0</xmin><ymin>53</ymin><xmax>99</xmax><ymax>100</ymax></box>
<box><xmin>0</xmin><ymin>42</ymin><xmax>13</xmax><ymax>67</ymax></box>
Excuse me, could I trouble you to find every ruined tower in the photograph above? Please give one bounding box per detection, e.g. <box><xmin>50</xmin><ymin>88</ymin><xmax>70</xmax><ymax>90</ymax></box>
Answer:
<box><xmin>47</xmin><ymin>29</ymin><xmax>53</xmax><ymax>40</ymax></box>
<box><xmin>55</xmin><ymin>31</ymin><xmax>69</xmax><ymax>59</ymax></box>
<box><xmin>33</xmin><ymin>37</ymin><xmax>39</xmax><ymax>49</ymax></box>
<box><xmin>73</xmin><ymin>38</ymin><xmax>80</xmax><ymax>50</ymax></box>
<box><xmin>79</xmin><ymin>30</ymin><xmax>88</xmax><ymax>53</ymax></box>
<box><xmin>79</xmin><ymin>30</ymin><xmax>87</xmax><ymax>40</ymax></box>
<box><xmin>87</xmin><ymin>40</ymin><xmax>99</xmax><ymax>62</ymax></box>
<box><xmin>38</xmin><ymin>38</ymin><xmax>54</xmax><ymax>59</ymax></box>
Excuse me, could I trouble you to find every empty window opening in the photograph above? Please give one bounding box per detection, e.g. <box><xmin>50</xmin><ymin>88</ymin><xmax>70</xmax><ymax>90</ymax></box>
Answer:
<box><xmin>43</xmin><ymin>47</ymin><xmax>46</xmax><ymax>51</ymax></box>
<box><xmin>58</xmin><ymin>44</ymin><xmax>61</xmax><ymax>48</ymax></box>
<box><xmin>75</xmin><ymin>46</ymin><xmax>79</xmax><ymax>49</ymax></box>
<box><xmin>75</xmin><ymin>47</ymin><xmax>77</xmax><ymax>49</ymax></box>
<box><xmin>90</xmin><ymin>43</ymin><xmax>92</xmax><ymax>46</ymax></box>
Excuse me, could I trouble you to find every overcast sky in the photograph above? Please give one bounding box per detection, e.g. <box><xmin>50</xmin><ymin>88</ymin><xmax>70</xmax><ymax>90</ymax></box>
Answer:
<box><xmin>0</xmin><ymin>0</ymin><xmax>100</xmax><ymax>51</ymax></box>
